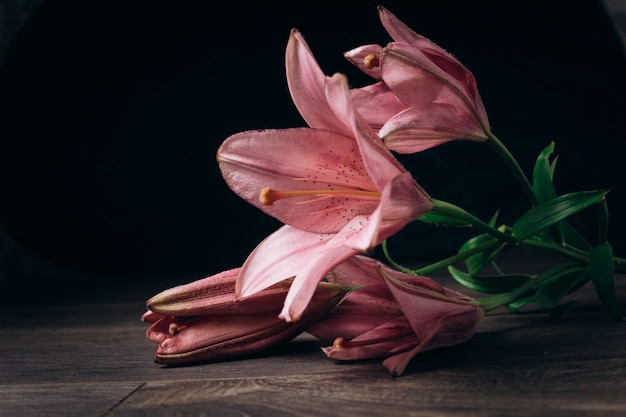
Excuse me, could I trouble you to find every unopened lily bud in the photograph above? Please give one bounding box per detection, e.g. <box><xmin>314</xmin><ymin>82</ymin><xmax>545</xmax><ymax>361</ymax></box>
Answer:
<box><xmin>142</xmin><ymin>268</ymin><xmax>349</xmax><ymax>366</ymax></box>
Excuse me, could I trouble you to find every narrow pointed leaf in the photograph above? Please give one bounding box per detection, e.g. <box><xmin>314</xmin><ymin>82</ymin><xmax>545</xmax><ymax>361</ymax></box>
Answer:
<box><xmin>532</xmin><ymin>141</ymin><xmax>557</xmax><ymax>204</ymax></box>
<box><xmin>479</xmin><ymin>261</ymin><xmax>580</xmax><ymax>314</ymax></box>
<box><xmin>448</xmin><ymin>266</ymin><xmax>532</xmax><ymax>294</ymax></box>
<box><xmin>532</xmin><ymin>142</ymin><xmax>564</xmax><ymax>244</ymax></box>
<box><xmin>561</xmin><ymin>220</ymin><xmax>592</xmax><ymax>251</ymax></box>
<box><xmin>506</xmin><ymin>294</ymin><xmax>535</xmax><ymax>313</ymax></box>
<box><xmin>534</xmin><ymin>267</ymin><xmax>587</xmax><ymax>309</ymax></box>
<box><xmin>513</xmin><ymin>190</ymin><xmax>608</xmax><ymax>241</ymax></box>
<box><xmin>529</xmin><ymin>142</ymin><xmax>592</xmax><ymax>251</ymax></box>
<box><xmin>589</xmin><ymin>243</ymin><xmax>622</xmax><ymax>321</ymax></box>
<box><xmin>459</xmin><ymin>234</ymin><xmax>503</xmax><ymax>275</ymax></box>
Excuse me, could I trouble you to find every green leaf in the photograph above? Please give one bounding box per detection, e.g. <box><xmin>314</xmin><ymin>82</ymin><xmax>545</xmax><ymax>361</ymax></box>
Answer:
<box><xmin>531</xmin><ymin>142</ymin><xmax>566</xmax><ymax>245</ymax></box>
<box><xmin>487</xmin><ymin>210</ymin><xmax>500</xmax><ymax>227</ymax></box>
<box><xmin>478</xmin><ymin>261</ymin><xmax>583</xmax><ymax>314</ymax></box>
<box><xmin>596</xmin><ymin>197</ymin><xmax>609</xmax><ymax>245</ymax></box>
<box><xmin>448</xmin><ymin>266</ymin><xmax>532</xmax><ymax>294</ymax></box>
<box><xmin>418</xmin><ymin>212</ymin><xmax>471</xmax><ymax>227</ymax></box>
<box><xmin>561</xmin><ymin>220</ymin><xmax>592</xmax><ymax>251</ymax></box>
<box><xmin>506</xmin><ymin>294</ymin><xmax>535</xmax><ymax>313</ymax></box>
<box><xmin>532</xmin><ymin>141</ymin><xmax>557</xmax><ymax>204</ymax></box>
<box><xmin>459</xmin><ymin>234</ymin><xmax>503</xmax><ymax>275</ymax></box>
<box><xmin>513</xmin><ymin>190</ymin><xmax>608</xmax><ymax>241</ymax></box>
<box><xmin>534</xmin><ymin>267</ymin><xmax>588</xmax><ymax>309</ymax></box>
<box><xmin>529</xmin><ymin>143</ymin><xmax>595</xmax><ymax>250</ymax></box>
<box><xmin>589</xmin><ymin>243</ymin><xmax>622</xmax><ymax>321</ymax></box>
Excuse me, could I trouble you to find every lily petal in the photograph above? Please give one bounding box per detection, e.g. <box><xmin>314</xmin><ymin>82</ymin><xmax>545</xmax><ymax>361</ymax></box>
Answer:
<box><xmin>146</xmin><ymin>268</ymin><xmax>296</xmax><ymax>317</ymax></box>
<box><xmin>286</xmin><ymin>28</ymin><xmax>353</xmax><ymax>137</ymax></box>
<box><xmin>321</xmin><ymin>317</ymin><xmax>418</xmax><ymax>360</ymax></box>
<box><xmin>381</xmin><ymin>42</ymin><xmax>480</xmax><ymax>113</ymax></box>
<box><xmin>236</xmin><ymin>224</ymin><xmax>361</xmax><ymax>323</ymax></box>
<box><xmin>349</xmin><ymin>82</ymin><xmax>406</xmax><ymax>132</ymax></box>
<box><xmin>377</xmin><ymin>5</ymin><xmax>435</xmax><ymax>48</ymax></box>
<box><xmin>324</xmin><ymin>72</ymin><xmax>407</xmax><ymax>186</ymax></box>
<box><xmin>217</xmin><ymin>127</ymin><xmax>378</xmax><ymax>234</ymax></box>
<box><xmin>307</xmin><ymin>256</ymin><xmax>404</xmax><ymax>340</ymax></box>
<box><xmin>380</xmin><ymin>103</ymin><xmax>489</xmax><ymax>153</ymax></box>
<box><xmin>236</xmin><ymin>225</ymin><xmax>335</xmax><ymax>298</ymax></box>
<box><xmin>343</xmin><ymin>171</ymin><xmax>431</xmax><ymax>251</ymax></box>
<box><xmin>381</xmin><ymin>268</ymin><xmax>483</xmax><ymax>376</ymax></box>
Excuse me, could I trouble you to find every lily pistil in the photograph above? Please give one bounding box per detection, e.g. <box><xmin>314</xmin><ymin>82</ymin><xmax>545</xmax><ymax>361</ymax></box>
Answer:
<box><xmin>259</xmin><ymin>186</ymin><xmax>382</xmax><ymax>206</ymax></box>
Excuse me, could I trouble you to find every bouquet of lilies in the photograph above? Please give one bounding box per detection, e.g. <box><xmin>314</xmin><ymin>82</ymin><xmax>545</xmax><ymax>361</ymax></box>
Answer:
<box><xmin>142</xmin><ymin>6</ymin><xmax>624</xmax><ymax>376</ymax></box>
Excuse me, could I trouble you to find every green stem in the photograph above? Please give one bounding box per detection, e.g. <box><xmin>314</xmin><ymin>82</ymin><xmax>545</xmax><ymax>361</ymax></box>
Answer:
<box><xmin>486</xmin><ymin>132</ymin><xmax>539</xmax><ymax>207</ymax></box>
<box><xmin>519</xmin><ymin>237</ymin><xmax>588</xmax><ymax>263</ymax></box>
<box><xmin>479</xmin><ymin>261</ymin><xmax>580</xmax><ymax>312</ymax></box>
<box><xmin>511</xmin><ymin>229</ymin><xmax>626</xmax><ymax>275</ymax></box>
<box><xmin>381</xmin><ymin>240</ymin><xmax>413</xmax><ymax>274</ymax></box>
<box><xmin>412</xmin><ymin>238</ymin><xmax>503</xmax><ymax>276</ymax></box>
<box><xmin>431</xmin><ymin>199</ymin><xmax>516</xmax><ymax>244</ymax></box>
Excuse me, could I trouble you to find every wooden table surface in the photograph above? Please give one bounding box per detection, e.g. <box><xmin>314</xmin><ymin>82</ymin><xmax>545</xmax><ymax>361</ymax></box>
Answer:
<box><xmin>2</xmin><ymin>262</ymin><xmax>626</xmax><ymax>417</ymax></box>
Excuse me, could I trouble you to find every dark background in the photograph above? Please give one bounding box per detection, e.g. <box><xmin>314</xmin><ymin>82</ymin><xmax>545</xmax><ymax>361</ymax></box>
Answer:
<box><xmin>1</xmin><ymin>0</ymin><xmax>624</xmax><ymax>292</ymax></box>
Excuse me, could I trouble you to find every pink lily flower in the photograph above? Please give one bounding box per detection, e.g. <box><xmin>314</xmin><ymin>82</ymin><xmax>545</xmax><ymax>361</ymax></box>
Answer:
<box><xmin>141</xmin><ymin>268</ymin><xmax>348</xmax><ymax>365</ymax></box>
<box><xmin>342</xmin><ymin>6</ymin><xmax>491</xmax><ymax>153</ymax></box>
<box><xmin>306</xmin><ymin>255</ymin><xmax>483</xmax><ymax>376</ymax></box>
<box><xmin>217</xmin><ymin>71</ymin><xmax>432</xmax><ymax>322</ymax></box>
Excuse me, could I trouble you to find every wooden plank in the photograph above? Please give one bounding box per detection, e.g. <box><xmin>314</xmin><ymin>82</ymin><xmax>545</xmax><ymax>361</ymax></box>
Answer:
<box><xmin>1</xmin><ymin>383</ymin><xmax>143</xmax><ymax>417</ymax></box>
<box><xmin>108</xmin><ymin>367</ymin><xmax>626</xmax><ymax>417</ymax></box>
<box><xmin>1</xmin><ymin>272</ymin><xmax>625</xmax><ymax>416</ymax></box>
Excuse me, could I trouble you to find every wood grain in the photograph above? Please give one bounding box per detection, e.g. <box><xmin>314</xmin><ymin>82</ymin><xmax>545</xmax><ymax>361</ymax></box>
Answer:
<box><xmin>1</xmin><ymin>273</ymin><xmax>625</xmax><ymax>417</ymax></box>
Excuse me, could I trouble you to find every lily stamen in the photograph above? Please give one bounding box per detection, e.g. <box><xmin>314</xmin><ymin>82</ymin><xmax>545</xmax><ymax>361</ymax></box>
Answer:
<box><xmin>168</xmin><ymin>317</ymin><xmax>195</xmax><ymax>336</ymax></box>
<box><xmin>363</xmin><ymin>53</ymin><xmax>380</xmax><ymax>69</ymax></box>
<box><xmin>168</xmin><ymin>323</ymin><xmax>186</xmax><ymax>336</ymax></box>
<box><xmin>260</xmin><ymin>186</ymin><xmax>381</xmax><ymax>206</ymax></box>
<box><xmin>332</xmin><ymin>331</ymin><xmax>415</xmax><ymax>349</ymax></box>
